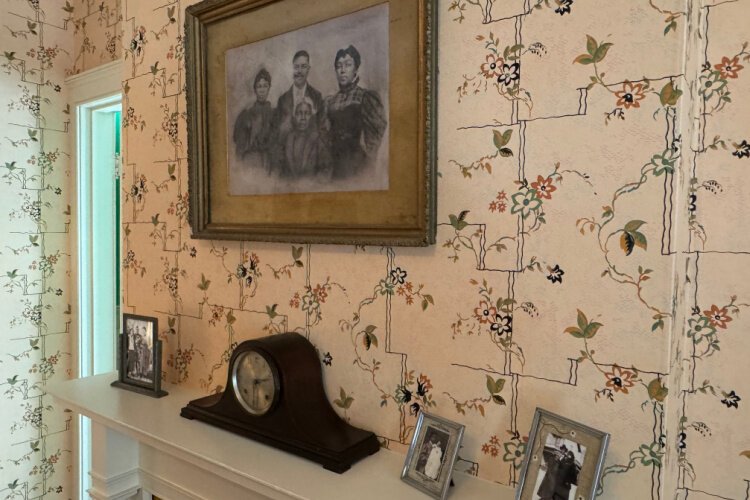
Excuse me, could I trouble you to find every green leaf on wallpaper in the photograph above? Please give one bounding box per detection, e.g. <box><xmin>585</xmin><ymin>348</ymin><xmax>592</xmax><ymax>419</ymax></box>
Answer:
<box><xmin>266</xmin><ymin>304</ymin><xmax>278</xmax><ymax>319</ymax></box>
<box><xmin>292</xmin><ymin>246</ymin><xmax>304</xmax><ymax>260</ymax></box>
<box><xmin>7</xmin><ymin>269</ymin><xmax>18</xmax><ymax>279</ymax></box>
<box><xmin>647</xmin><ymin>378</ymin><xmax>668</xmax><ymax>402</ymax></box>
<box><xmin>586</xmin><ymin>35</ymin><xmax>598</xmax><ymax>56</ymax></box>
<box><xmin>594</xmin><ymin>43</ymin><xmax>613</xmax><ymax>63</ymax></box>
<box><xmin>741</xmin><ymin>450</ymin><xmax>750</xmax><ymax>459</ymax></box>
<box><xmin>493</xmin><ymin>129</ymin><xmax>513</xmax><ymax>150</ymax></box>
<box><xmin>664</xmin><ymin>20</ymin><xmax>677</xmax><ymax>35</ymax></box>
<box><xmin>449</xmin><ymin>214</ymin><xmax>469</xmax><ymax>231</ymax></box>
<box><xmin>492</xmin><ymin>394</ymin><xmax>506</xmax><ymax>405</ymax></box>
<box><xmin>621</xmin><ymin>221</ymin><xmax>647</xmax><ymax>256</ymax></box>
<box><xmin>334</xmin><ymin>388</ymin><xmax>354</xmax><ymax>409</ymax></box>
<box><xmin>29</xmin><ymin>440</ymin><xmax>39</xmax><ymax>452</ymax></box>
<box><xmin>168</xmin><ymin>316</ymin><xmax>176</xmax><ymax>327</ymax></box>
<box><xmin>168</xmin><ymin>163</ymin><xmax>176</xmax><ymax>180</ymax></box>
<box><xmin>28</xmin><ymin>129</ymin><xmax>38</xmax><ymax>141</ymax></box>
<box><xmin>226</xmin><ymin>310</ymin><xmax>236</xmax><ymax>325</ymax></box>
<box><xmin>167</xmin><ymin>6</ymin><xmax>176</xmax><ymax>22</ymax></box>
<box><xmin>63</xmin><ymin>1</ymin><xmax>74</xmax><ymax>13</ymax></box>
<box><xmin>574</xmin><ymin>54</ymin><xmax>595</xmax><ymax>65</ymax></box>
<box><xmin>486</xmin><ymin>375</ymin><xmax>505</xmax><ymax>395</ymax></box>
<box><xmin>7</xmin><ymin>375</ymin><xmax>18</xmax><ymax>385</ymax></box>
<box><xmin>624</xmin><ymin>220</ymin><xmax>645</xmax><ymax>232</ymax></box>
<box><xmin>151</xmin><ymin>214</ymin><xmax>160</xmax><ymax>226</ymax></box>
<box><xmin>198</xmin><ymin>273</ymin><xmax>211</xmax><ymax>291</ymax></box>
<box><xmin>577</xmin><ymin>309</ymin><xmax>588</xmax><ymax>331</ymax></box>
<box><xmin>499</xmin><ymin>148</ymin><xmax>514</xmax><ymax>157</ymax></box>
<box><xmin>422</xmin><ymin>294</ymin><xmax>434</xmax><ymax>308</ymax></box>
<box><xmin>4</xmin><ymin>51</ymin><xmax>16</xmax><ymax>61</ymax></box>
<box><xmin>150</xmin><ymin>61</ymin><xmax>160</xmax><ymax>75</ymax></box>
<box><xmin>27</xmin><ymin>21</ymin><xmax>37</xmax><ymax>35</ymax></box>
<box><xmin>29</xmin><ymin>235</ymin><xmax>39</xmax><ymax>246</ymax></box>
<box><xmin>30</xmin><ymin>339</ymin><xmax>39</xmax><ymax>350</ymax></box>
<box><xmin>659</xmin><ymin>81</ymin><xmax>682</xmax><ymax>106</ymax></box>
<box><xmin>8</xmin><ymin>480</ymin><xmax>19</xmax><ymax>491</ymax></box>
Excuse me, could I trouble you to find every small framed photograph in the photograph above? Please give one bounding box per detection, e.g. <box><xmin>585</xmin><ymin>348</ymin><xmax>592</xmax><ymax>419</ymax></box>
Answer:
<box><xmin>111</xmin><ymin>314</ymin><xmax>167</xmax><ymax>398</ymax></box>
<box><xmin>516</xmin><ymin>408</ymin><xmax>609</xmax><ymax>500</ymax></box>
<box><xmin>401</xmin><ymin>411</ymin><xmax>465</xmax><ymax>499</ymax></box>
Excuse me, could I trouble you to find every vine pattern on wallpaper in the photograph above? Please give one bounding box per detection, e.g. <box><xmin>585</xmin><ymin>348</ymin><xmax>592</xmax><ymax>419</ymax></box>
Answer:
<box><xmin>111</xmin><ymin>0</ymin><xmax>750</xmax><ymax>498</ymax></box>
<box><xmin>0</xmin><ymin>1</ymin><xmax>75</xmax><ymax>498</ymax></box>
<box><xmin>439</xmin><ymin>1</ymin><xmax>750</xmax><ymax>498</ymax></box>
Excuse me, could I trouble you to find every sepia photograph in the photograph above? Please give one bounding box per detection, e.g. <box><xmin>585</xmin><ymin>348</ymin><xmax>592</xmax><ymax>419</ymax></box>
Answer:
<box><xmin>225</xmin><ymin>3</ymin><xmax>390</xmax><ymax>196</ymax></box>
<box><xmin>124</xmin><ymin>316</ymin><xmax>155</xmax><ymax>385</ymax></box>
<box><xmin>415</xmin><ymin>426</ymin><xmax>450</xmax><ymax>482</ymax></box>
<box><xmin>532</xmin><ymin>433</ymin><xmax>586</xmax><ymax>500</ymax></box>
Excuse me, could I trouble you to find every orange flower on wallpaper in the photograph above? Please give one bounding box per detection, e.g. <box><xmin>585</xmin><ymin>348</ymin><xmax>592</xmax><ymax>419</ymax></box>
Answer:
<box><xmin>474</xmin><ymin>300</ymin><xmax>497</xmax><ymax>324</ymax></box>
<box><xmin>530</xmin><ymin>175</ymin><xmax>556</xmax><ymax>200</ymax></box>
<box><xmin>704</xmin><ymin>304</ymin><xmax>732</xmax><ymax>329</ymax></box>
<box><xmin>480</xmin><ymin>53</ymin><xmax>505</xmax><ymax>79</ymax></box>
<box><xmin>615</xmin><ymin>81</ymin><xmax>647</xmax><ymax>109</ymax></box>
<box><xmin>604</xmin><ymin>365</ymin><xmax>637</xmax><ymax>394</ymax></box>
<box><xmin>714</xmin><ymin>55</ymin><xmax>744</xmax><ymax>79</ymax></box>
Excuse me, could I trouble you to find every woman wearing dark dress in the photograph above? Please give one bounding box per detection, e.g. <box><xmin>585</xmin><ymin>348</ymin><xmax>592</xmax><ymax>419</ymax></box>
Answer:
<box><xmin>233</xmin><ymin>68</ymin><xmax>274</xmax><ymax>171</ymax></box>
<box><xmin>323</xmin><ymin>45</ymin><xmax>387</xmax><ymax>180</ymax></box>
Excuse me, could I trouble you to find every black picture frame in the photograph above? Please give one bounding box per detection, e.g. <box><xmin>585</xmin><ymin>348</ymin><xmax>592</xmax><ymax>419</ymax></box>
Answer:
<box><xmin>111</xmin><ymin>313</ymin><xmax>168</xmax><ymax>398</ymax></box>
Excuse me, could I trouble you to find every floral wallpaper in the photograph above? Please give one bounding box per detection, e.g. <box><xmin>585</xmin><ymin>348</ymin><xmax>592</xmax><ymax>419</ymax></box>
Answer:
<box><xmin>3</xmin><ymin>0</ymin><xmax>746</xmax><ymax>498</ymax></box>
<box><xmin>69</xmin><ymin>0</ymin><xmax>121</xmax><ymax>76</ymax></box>
<box><xmin>0</xmin><ymin>0</ymin><xmax>74</xmax><ymax>498</ymax></box>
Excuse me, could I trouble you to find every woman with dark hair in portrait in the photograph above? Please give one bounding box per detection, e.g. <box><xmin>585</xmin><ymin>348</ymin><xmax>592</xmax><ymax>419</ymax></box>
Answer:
<box><xmin>323</xmin><ymin>45</ymin><xmax>387</xmax><ymax>180</ymax></box>
<box><xmin>232</xmin><ymin>68</ymin><xmax>274</xmax><ymax>171</ymax></box>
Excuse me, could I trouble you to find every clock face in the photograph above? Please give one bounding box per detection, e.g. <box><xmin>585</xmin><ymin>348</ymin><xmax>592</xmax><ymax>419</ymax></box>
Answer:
<box><xmin>232</xmin><ymin>350</ymin><xmax>278</xmax><ymax>416</ymax></box>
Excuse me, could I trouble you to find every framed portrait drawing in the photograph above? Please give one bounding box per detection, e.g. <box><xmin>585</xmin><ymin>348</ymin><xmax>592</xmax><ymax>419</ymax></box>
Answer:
<box><xmin>401</xmin><ymin>411</ymin><xmax>464</xmax><ymax>500</ymax></box>
<box><xmin>111</xmin><ymin>314</ymin><xmax>168</xmax><ymax>398</ymax></box>
<box><xmin>515</xmin><ymin>408</ymin><xmax>609</xmax><ymax>500</ymax></box>
<box><xmin>185</xmin><ymin>0</ymin><xmax>437</xmax><ymax>246</ymax></box>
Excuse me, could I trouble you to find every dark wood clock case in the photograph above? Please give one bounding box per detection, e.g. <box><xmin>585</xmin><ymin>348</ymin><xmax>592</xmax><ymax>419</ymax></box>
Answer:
<box><xmin>180</xmin><ymin>332</ymin><xmax>380</xmax><ymax>473</ymax></box>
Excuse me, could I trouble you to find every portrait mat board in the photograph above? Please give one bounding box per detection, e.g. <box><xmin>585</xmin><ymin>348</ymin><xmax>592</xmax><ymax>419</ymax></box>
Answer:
<box><xmin>225</xmin><ymin>3</ymin><xmax>390</xmax><ymax>196</ymax></box>
<box><xmin>516</xmin><ymin>409</ymin><xmax>609</xmax><ymax>500</ymax></box>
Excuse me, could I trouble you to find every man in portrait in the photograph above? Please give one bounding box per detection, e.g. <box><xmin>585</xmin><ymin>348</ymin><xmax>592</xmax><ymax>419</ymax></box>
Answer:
<box><xmin>323</xmin><ymin>45</ymin><xmax>387</xmax><ymax>180</ymax></box>
<box><xmin>271</xmin><ymin>50</ymin><xmax>324</xmax><ymax>169</ymax></box>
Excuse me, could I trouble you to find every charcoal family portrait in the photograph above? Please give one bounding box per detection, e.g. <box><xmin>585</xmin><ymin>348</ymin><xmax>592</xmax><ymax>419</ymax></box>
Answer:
<box><xmin>225</xmin><ymin>4</ymin><xmax>389</xmax><ymax>195</ymax></box>
<box><xmin>415</xmin><ymin>426</ymin><xmax>450</xmax><ymax>482</ymax></box>
<box><xmin>533</xmin><ymin>433</ymin><xmax>586</xmax><ymax>500</ymax></box>
<box><xmin>125</xmin><ymin>319</ymin><xmax>154</xmax><ymax>384</ymax></box>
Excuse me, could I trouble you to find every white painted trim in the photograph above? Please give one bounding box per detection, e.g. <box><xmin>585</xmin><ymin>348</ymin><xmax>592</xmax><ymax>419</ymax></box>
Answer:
<box><xmin>89</xmin><ymin>469</ymin><xmax>141</xmax><ymax>500</ymax></box>
<box><xmin>49</xmin><ymin>374</ymin><xmax>514</xmax><ymax>500</ymax></box>
<box><xmin>66</xmin><ymin>60</ymin><xmax>124</xmax><ymax>105</ymax></box>
<box><xmin>66</xmin><ymin>60</ymin><xmax>123</xmax><ymax>500</ymax></box>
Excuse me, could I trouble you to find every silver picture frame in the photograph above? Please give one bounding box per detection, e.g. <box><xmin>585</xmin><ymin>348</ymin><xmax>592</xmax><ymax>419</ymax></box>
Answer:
<box><xmin>401</xmin><ymin>411</ymin><xmax>465</xmax><ymax>500</ymax></box>
<box><xmin>516</xmin><ymin>408</ymin><xmax>610</xmax><ymax>500</ymax></box>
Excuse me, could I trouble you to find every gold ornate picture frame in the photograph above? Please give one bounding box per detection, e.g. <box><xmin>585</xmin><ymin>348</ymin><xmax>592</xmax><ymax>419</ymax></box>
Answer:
<box><xmin>185</xmin><ymin>0</ymin><xmax>437</xmax><ymax>246</ymax></box>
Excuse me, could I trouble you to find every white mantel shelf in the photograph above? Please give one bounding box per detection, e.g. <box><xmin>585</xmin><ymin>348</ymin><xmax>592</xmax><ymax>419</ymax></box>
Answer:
<box><xmin>49</xmin><ymin>373</ymin><xmax>514</xmax><ymax>500</ymax></box>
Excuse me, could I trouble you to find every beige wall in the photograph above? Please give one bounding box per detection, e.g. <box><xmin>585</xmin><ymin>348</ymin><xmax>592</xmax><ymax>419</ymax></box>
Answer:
<box><xmin>75</xmin><ymin>0</ymin><xmax>750</xmax><ymax>498</ymax></box>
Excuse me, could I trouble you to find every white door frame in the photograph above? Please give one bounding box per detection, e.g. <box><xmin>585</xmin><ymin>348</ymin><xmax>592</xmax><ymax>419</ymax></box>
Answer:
<box><xmin>66</xmin><ymin>59</ymin><xmax>123</xmax><ymax>500</ymax></box>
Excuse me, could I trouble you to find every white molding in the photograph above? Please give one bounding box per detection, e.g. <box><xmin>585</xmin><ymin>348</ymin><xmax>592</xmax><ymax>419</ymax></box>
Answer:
<box><xmin>66</xmin><ymin>60</ymin><xmax>123</xmax><ymax>500</ymax></box>
<box><xmin>89</xmin><ymin>469</ymin><xmax>141</xmax><ymax>500</ymax></box>
<box><xmin>66</xmin><ymin>60</ymin><xmax>124</xmax><ymax>105</ymax></box>
<box><xmin>49</xmin><ymin>374</ymin><xmax>514</xmax><ymax>500</ymax></box>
